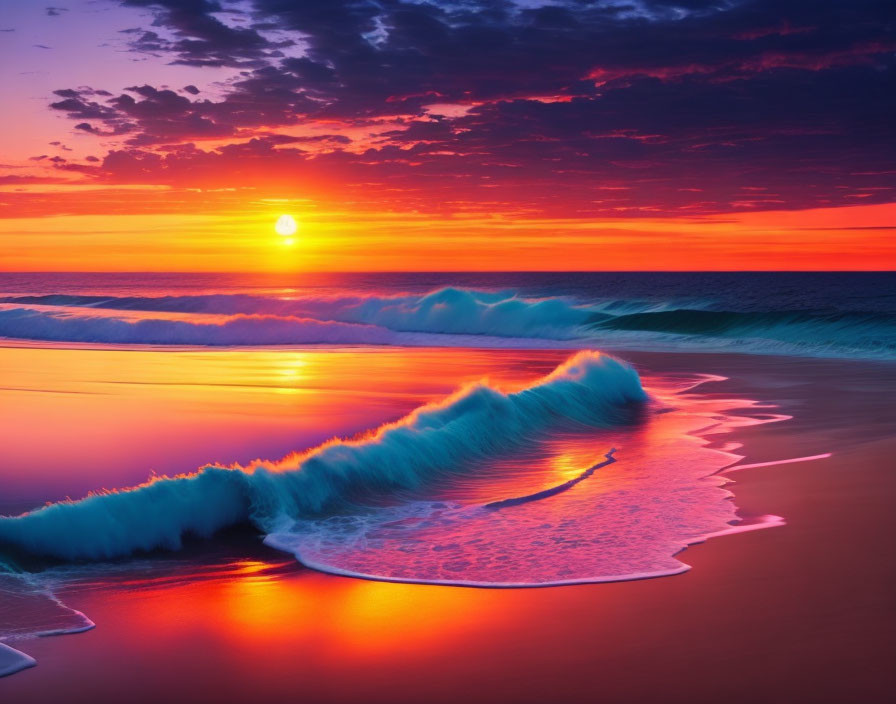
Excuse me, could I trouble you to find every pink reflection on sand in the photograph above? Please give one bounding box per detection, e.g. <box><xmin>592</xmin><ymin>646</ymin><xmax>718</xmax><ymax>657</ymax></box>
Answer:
<box><xmin>266</xmin><ymin>372</ymin><xmax>804</xmax><ymax>586</ymax></box>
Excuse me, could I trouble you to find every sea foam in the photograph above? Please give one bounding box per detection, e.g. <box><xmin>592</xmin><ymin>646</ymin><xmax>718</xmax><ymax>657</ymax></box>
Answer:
<box><xmin>0</xmin><ymin>643</ymin><xmax>35</xmax><ymax>678</ymax></box>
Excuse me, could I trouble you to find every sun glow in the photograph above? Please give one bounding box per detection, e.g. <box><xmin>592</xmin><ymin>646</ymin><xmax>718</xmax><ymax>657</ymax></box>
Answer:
<box><xmin>275</xmin><ymin>214</ymin><xmax>298</xmax><ymax>236</ymax></box>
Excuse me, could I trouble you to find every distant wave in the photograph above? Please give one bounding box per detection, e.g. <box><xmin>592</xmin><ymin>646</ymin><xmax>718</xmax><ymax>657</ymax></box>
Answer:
<box><xmin>0</xmin><ymin>288</ymin><xmax>593</xmax><ymax>339</ymax></box>
<box><xmin>0</xmin><ymin>352</ymin><xmax>645</xmax><ymax>562</ymax></box>
<box><xmin>2</xmin><ymin>287</ymin><xmax>895</xmax><ymax>358</ymax></box>
<box><xmin>0</xmin><ymin>308</ymin><xmax>399</xmax><ymax>346</ymax></box>
<box><xmin>592</xmin><ymin>308</ymin><xmax>896</xmax><ymax>335</ymax></box>
<box><xmin>590</xmin><ymin>308</ymin><xmax>896</xmax><ymax>358</ymax></box>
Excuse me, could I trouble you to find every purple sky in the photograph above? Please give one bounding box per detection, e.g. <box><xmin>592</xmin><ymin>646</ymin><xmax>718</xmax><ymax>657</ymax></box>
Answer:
<box><xmin>1</xmin><ymin>0</ymin><xmax>894</xmax><ymax>219</ymax></box>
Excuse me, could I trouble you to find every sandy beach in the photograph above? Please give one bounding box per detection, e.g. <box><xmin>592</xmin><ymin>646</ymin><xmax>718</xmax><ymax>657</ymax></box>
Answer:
<box><xmin>3</xmin><ymin>350</ymin><xmax>893</xmax><ymax>703</ymax></box>
<box><xmin>1</xmin><ymin>0</ymin><xmax>893</xmax><ymax>694</ymax></box>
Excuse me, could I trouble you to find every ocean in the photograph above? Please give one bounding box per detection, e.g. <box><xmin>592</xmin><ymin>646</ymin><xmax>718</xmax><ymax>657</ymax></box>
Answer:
<box><xmin>0</xmin><ymin>271</ymin><xmax>893</xmax><ymax>678</ymax></box>
<box><xmin>0</xmin><ymin>271</ymin><xmax>894</xmax><ymax>357</ymax></box>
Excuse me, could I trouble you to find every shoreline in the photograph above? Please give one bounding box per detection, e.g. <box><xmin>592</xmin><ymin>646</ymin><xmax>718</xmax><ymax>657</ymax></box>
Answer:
<box><xmin>2</xmin><ymin>350</ymin><xmax>894</xmax><ymax>702</ymax></box>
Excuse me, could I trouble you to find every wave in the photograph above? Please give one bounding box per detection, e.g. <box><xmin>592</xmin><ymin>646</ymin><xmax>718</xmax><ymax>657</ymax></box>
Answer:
<box><xmin>0</xmin><ymin>287</ymin><xmax>593</xmax><ymax>340</ymax></box>
<box><xmin>3</xmin><ymin>287</ymin><xmax>895</xmax><ymax>358</ymax></box>
<box><xmin>0</xmin><ymin>352</ymin><xmax>646</xmax><ymax>562</ymax></box>
<box><xmin>590</xmin><ymin>308</ymin><xmax>896</xmax><ymax>358</ymax></box>
<box><xmin>593</xmin><ymin>308</ymin><xmax>896</xmax><ymax>335</ymax></box>
<box><xmin>0</xmin><ymin>308</ymin><xmax>399</xmax><ymax>346</ymax></box>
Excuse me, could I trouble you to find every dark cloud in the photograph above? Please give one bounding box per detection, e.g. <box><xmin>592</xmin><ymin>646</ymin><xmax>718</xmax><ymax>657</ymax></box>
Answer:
<box><xmin>45</xmin><ymin>7</ymin><xmax>68</xmax><ymax>17</ymax></box>
<box><xmin>51</xmin><ymin>71</ymin><xmax>320</xmax><ymax>145</ymax></box>
<box><xmin>51</xmin><ymin>88</ymin><xmax>127</xmax><ymax>127</ymax></box>
<box><xmin>45</xmin><ymin>0</ymin><xmax>896</xmax><ymax>215</ymax></box>
<box><xmin>120</xmin><ymin>1</ymin><xmax>293</xmax><ymax>68</ymax></box>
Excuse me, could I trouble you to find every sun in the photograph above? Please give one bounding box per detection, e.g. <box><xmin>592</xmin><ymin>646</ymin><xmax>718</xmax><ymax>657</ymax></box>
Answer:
<box><xmin>275</xmin><ymin>214</ymin><xmax>298</xmax><ymax>236</ymax></box>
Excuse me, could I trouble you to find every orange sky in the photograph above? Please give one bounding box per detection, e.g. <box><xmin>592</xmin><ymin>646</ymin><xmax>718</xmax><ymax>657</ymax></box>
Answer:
<box><xmin>1</xmin><ymin>197</ymin><xmax>893</xmax><ymax>271</ymax></box>
<box><xmin>1</xmin><ymin>2</ymin><xmax>894</xmax><ymax>272</ymax></box>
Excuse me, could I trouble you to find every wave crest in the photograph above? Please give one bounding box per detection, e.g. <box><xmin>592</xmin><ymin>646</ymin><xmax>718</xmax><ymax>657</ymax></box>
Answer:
<box><xmin>4</xmin><ymin>287</ymin><xmax>894</xmax><ymax>358</ymax></box>
<box><xmin>0</xmin><ymin>287</ymin><xmax>592</xmax><ymax>343</ymax></box>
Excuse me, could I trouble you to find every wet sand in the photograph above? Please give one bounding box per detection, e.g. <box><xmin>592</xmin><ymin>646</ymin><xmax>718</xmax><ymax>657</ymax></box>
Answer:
<box><xmin>2</xmin><ymin>352</ymin><xmax>895</xmax><ymax>703</ymax></box>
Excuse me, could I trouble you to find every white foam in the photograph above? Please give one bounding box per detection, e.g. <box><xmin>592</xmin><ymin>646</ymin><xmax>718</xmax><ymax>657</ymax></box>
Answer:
<box><xmin>0</xmin><ymin>642</ymin><xmax>36</xmax><ymax>678</ymax></box>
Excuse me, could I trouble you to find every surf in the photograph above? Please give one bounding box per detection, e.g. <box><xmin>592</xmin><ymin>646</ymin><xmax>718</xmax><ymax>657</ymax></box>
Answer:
<box><xmin>0</xmin><ymin>351</ymin><xmax>646</xmax><ymax>563</ymax></box>
<box><xmin>0</xmin><ymin>288</ymin><xmax>594</xmax><ymax>341</ymax></box>
<box><xmin>3</xmin><ymin>286</ymin><xmax>895</xmax><ymax>358</ymax></box>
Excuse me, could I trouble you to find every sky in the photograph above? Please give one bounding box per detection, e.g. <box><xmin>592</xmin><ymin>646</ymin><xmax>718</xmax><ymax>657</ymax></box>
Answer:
<box><xmin>0</xmin><ymin>0</ymin><xmax>893</xmax><ymax>271</ymax></box>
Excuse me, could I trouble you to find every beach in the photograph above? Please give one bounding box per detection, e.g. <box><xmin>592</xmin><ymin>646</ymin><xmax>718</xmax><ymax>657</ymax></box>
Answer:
<box><xmin>1</xmin><ymin>0</ymin><xmax>893</xmax><ymax>696</ymax></box>
<box><xmin>3</xmin><ymin>348</ymin><xmax>893</xmax><ymax>703</ymax></box>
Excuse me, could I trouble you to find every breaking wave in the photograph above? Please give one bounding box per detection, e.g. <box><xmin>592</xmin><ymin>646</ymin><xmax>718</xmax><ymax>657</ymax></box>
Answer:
<box><xmin>0</xmin><ymin>352</ymin><xmax>645</xmax><ymax>563</ymax></box>
<box><xmin>2</xmin><ymin>286</ymin><xmax>894</xmax><ymax>358</ymax></box>
<box><xmin>0</xmin><ymin>288</ymin><xmax>592</xmax><ymax>340</ymax></box>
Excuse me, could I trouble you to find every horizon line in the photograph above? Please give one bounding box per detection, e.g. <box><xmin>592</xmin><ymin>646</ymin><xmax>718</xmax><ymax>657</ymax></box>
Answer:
<box><xmin>1</xmin><ymin>270</ymin><xmax>894</xmax><ymax>275</ymax></box>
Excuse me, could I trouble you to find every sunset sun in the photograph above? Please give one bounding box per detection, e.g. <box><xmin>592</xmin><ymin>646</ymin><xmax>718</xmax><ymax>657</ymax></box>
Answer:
<box><xmin>275</xmin><ymin>214</ymin><xmax>298</xmax><ymax>237</ymax></box>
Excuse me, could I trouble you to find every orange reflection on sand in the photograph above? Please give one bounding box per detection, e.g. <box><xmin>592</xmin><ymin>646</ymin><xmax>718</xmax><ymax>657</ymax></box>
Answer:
<box><xmin>109</xmin><ymin>562</ymin><xmax>505</xmax><ymax>661</ymax></box>
<box><xmin>319</xmin><ymin>579</ymin><xmax>499</xmax><ymax>657</ymax></box>
<box><xmin>217</xmin><ymin>569</ymin><xmax>318</xmax><ymax>641</ymax></box>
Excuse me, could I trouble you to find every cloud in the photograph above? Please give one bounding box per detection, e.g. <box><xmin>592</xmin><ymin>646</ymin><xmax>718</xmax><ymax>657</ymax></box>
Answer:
<box><xmin>36</xmin><ymin>0</ymin><xmax>896</xmax><ymax>215</ymax></box>
<box><xmin>120</xmin><ymin>0</ymin><xmax>293</xmax><ymax>68</ymax></box>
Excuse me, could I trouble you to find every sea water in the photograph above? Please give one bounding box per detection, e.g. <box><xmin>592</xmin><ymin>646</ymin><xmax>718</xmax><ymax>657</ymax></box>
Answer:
<box><xmin>1</xmin><ymin>271</ymin><xmax>889</xmax><ymax>675</ymax></box>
